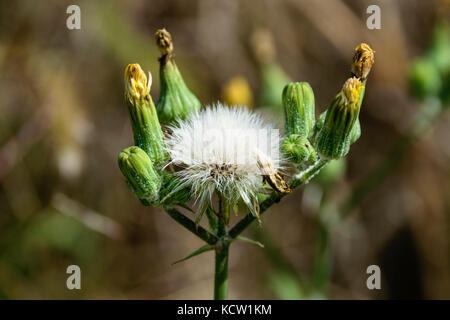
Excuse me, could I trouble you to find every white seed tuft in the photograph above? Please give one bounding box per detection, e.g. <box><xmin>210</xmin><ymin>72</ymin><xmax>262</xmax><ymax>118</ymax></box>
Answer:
<box><xmin>166</xmin><ymin>103</ymin><xmax>284</xmax><ymax>218</ymax></box>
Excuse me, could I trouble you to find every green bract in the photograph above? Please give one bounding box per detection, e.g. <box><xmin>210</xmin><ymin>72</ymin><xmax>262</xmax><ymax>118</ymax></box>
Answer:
<box><xmin>282</xmin><ymin>134</ymin><xmax>317</xmax><ymax>169</ymax></box>
<box><xmin>155</xmin><ymin>29</ymin><xmax>201</xmax><ymax>124</ymax></box>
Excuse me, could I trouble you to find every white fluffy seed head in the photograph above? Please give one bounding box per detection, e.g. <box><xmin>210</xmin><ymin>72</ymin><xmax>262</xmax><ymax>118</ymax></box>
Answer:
<box><xmin>166</xmin><ymin>103</ymin><xmax>283</xmax><ymax>217</ymax></box>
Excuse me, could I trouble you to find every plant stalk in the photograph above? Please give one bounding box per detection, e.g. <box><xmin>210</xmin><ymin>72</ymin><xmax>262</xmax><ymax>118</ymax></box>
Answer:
<box><xmin>165</xmin><ymin>207</ymin><xmax>217</xmax><ymax>244</ymax></box>
<box><xmin>214</xmin><ymin>194</ymin><xmax>229</xmax><ymax>300</ymax></box>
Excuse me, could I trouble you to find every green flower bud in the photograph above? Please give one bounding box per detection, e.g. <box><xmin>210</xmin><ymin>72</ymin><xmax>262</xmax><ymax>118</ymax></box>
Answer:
<box><xmin>314</xmin><ymin>77</ymin><xmax>363</xmax><ymax>159</ymax></box>
<box><xmin>124</xmin><ymin>64</ymin><xmax>167</xmax><ymax>167</ymax></box>
<box><xmin>282</xmin><ymin>134</ymin><xmax>316</xmax><ymax>168</ymax></box>
<box><xmin>282</xmin><ymin>82</ymin><xmax>315</xmax><ymax>137</ymax></box>
<box><xmin>118</xmin><ymin>146</ymin><xmax>162</xmax><ymax>202</ymax></box>
<box><xmin>155</xmin><ymin>28</ymin><xmax>201</xmax><ymax>124</ymax></box>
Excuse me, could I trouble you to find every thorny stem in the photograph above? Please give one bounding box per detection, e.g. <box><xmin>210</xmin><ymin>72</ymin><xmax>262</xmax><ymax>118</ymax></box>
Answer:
<box><xmin>214</xmin><ymin>194</ymin><xmax>229</xmax><ymax>300</ymax></box>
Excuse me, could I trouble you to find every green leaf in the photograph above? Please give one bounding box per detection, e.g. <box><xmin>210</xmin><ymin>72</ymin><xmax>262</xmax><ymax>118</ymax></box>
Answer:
<box><xmin>235</xmin><ymin>236</ymin><xmax>264</xmax><ymax>248</ymax></box>
<box><xmin>172</xmin><ymin>244</ymin><xmax>215</xmax><ymax>265</ymax></box>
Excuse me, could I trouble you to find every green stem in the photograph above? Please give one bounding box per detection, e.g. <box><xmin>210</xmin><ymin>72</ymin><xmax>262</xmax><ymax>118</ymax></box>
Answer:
<box><xmin>214</xmin><ymin>241</ymin><xmax>229</xmax><ymax>300</ymax></box>
<box><xmin>214</xmin><ymin>194</ymin><xmax>229</xmax><ymax>300</ymax></box>
<box><xmin>229</xmin><ymin>158</ymin><xmax>329</xmax><ymax>238</ymax></box>
<box><xmin>165</xmin><ymin>207</ymin><xmax>217</xmax><ymax>245</ymax></box>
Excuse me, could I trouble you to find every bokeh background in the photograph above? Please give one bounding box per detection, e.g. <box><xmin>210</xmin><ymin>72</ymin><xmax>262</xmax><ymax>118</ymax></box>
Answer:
<box><xmin>0</xmin><ymin>0</ymin><xmax>449</xmax><ymax>299</ymax></box>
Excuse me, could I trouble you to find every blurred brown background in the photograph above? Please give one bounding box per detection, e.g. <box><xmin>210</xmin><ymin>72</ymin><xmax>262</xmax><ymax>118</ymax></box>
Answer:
<box><xmin>0</xmin><ymin>0</ymin><xmax>449</xmax><ymax>299</ymax></box>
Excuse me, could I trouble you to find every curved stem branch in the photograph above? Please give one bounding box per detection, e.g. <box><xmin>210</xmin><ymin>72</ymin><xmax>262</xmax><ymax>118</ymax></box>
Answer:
<box><xmin>229</xmin><ymin>159</ymin><xmax>329</xmax><ymax>238</ymax></box>
<box><xmin>164</xmin><ymin>207</ymin><xmax>217</xmax><ymax>245</ymax></box>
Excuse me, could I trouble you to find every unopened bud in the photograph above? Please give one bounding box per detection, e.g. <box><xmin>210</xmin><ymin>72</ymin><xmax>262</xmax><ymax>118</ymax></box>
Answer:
<box><xmin>125</xmin><ymin>64</ymin><xmax>151</xmax><ymax>103</ymax></box>
<box><xmin>314</xmin><ymin>77</ymin><xmax>363</xmax><ymax>159</ymax></box>
<box><xmin>282</xmin><ymin>82</ymin><xmax>315</xmax><ymax>137</ymax></box>
<box><xmin>118</xmin><ymin>146</ymin><xmax>162</xmax><ymax>202</ymax></box>
<box><xmin>282</xmin><ymin>134</ymin><xmax>317</xmax><ymax>169</ymax></box>
<box><xmin>124</xmin><ymin>64</ymin><xmax>167</xmax><ymax>167</ymax></box>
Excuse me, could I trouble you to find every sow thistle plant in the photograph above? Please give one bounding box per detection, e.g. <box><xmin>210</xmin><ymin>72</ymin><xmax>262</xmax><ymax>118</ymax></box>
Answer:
<box><xmin>118</xmin><ymin>28</ymin><xmax>374</xmax><ymax>300</ymax></box>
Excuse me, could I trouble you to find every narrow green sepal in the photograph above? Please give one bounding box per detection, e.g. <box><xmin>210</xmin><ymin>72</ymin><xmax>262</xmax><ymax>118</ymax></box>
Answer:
<box><xmin>172</xmin><ymin>244</ymin><xmax>215</xmax><ymax>265</ymax></box>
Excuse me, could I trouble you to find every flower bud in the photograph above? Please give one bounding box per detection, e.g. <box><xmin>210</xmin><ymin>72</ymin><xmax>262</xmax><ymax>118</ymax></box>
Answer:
<box><xmin>125</xmin><ymin>63</ymin><xmax>151</xmax><ymax>103</ymax></box>
<box><xmin>155</xmin><ymin>28</ymin><xmax>201</xmax><ymax>124</ymax></box>
<box><xmin>124</xmin><ymin>64</ymin><xmax>167</xmax><ymax>167</ymax></box>
<box><xmin>118</xmin><ymin>146</ymin><xmax>162</xmax><ymax>202</ymax></box>
<box><xmin>351</xmin><ymin>43</ymin><xmax>375</xmax><ymax>80</ymax></box>
<box><xmin>282</xmin><ymin>82</ymin><xmax>315</xmax><ymax>137</ymax></box>
<box><xmin>282</xmin><ymin>134</ymin><xmax>317</xmax><ymax>168</ymax></box>
<box><xmin>314</xmin><ymin>77</ymin><xmax>363</xmax><ymax>159</ymax></box>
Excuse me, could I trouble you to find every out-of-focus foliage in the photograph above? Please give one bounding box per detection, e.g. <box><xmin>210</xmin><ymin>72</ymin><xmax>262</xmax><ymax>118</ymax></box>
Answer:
<box><xmin>0</xmin><ymin>0</ymin><xmax>449</xmax><ymax>299</ymax></box>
